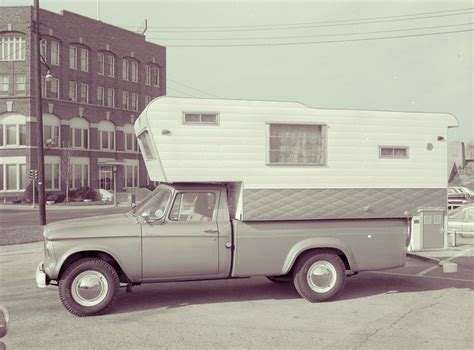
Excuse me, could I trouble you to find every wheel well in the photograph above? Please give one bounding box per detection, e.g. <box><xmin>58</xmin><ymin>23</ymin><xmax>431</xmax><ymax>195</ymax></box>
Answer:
<box><xmin>291</xmin><ymin>248</ymin><xmax>352</xmax><ymax>274</ymax></box>
<box><xmin>58</xmin><ymin>251</ymin><xmax>128</xmax><ymax>282</ymax></box>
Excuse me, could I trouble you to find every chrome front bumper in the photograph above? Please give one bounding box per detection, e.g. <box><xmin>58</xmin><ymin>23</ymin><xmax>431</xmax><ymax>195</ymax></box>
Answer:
<box><xmin>35</xmin><ymin>262</ymin><xmax>48</xmax><ymax>288</ymax></box>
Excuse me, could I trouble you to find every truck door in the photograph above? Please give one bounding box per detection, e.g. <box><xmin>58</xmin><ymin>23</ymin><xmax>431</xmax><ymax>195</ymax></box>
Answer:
<box><xmin>141</xmin><ymin>191</ymin><xmax>220</xmax><ymax>281</ymax></box>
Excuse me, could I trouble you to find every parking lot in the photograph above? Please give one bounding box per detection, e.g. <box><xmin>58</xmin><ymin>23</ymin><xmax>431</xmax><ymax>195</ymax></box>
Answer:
<box><xmin>0</xmin><ymin>241</ymin><xmax>472</xmax><ymax>349</ymax></box>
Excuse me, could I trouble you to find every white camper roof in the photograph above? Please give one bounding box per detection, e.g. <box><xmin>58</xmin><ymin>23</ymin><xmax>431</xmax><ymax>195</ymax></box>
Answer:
<box><xmin>135</xmin><ymin>96</ymin><xmax>458</xmax><ymax>189</ymax></box>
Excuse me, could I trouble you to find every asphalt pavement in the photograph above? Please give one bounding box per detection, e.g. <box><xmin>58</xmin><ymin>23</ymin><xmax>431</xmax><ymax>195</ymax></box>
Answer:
<box><xmin>0</xmin><ymin>241</ymin><xmax>473</xmax><ymax>349</ymax></box>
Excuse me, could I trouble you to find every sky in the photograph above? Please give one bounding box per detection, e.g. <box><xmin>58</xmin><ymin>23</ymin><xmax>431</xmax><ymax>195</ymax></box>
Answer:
<box><xmin>1</xmin><ymin>0</ymin><xmax>473</xmax><ymax>142</ymax></box>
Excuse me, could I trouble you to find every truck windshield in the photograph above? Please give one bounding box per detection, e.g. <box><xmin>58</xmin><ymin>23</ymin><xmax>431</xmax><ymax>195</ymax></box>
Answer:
<box><xmin>132</xmin><ymin>188</ymin><xmax>171</xmax><ymax>219</ymax></box>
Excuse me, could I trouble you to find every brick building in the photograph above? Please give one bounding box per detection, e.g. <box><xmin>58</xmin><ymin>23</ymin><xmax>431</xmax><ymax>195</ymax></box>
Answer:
<box><xmin>0</xmin><ymin>6</ymin><xmax>166</xmax><ymax>201</ymax></box>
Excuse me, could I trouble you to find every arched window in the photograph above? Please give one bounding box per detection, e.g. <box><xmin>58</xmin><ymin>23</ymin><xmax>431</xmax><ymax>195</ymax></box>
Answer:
<box><xmin>43</xmin><ymin>113</ymin><xmax>60</xmax><ymax>147</ymax></box>
<box><xmin>0</xmin><ymin>34</ymin><xmax>26</xmax><ymax>61</ymax></box>
<box><xmin>70</xmin><ymin>117</ymin><xmax>89</xmax><ymax>149</ymax></box>
<box><xmin>0</xmin><ymin>113</ymin><xmax>27</xmax><ymax>147</ymax></box>
<box><xmin>98</xmin><ymin>120</ymin><xmax>115</xmax><ymax>150</ymax></box>
<box><xmin>123</xmin><ymin>123</ymin><xmax>137</xmax><ymax>152</ymax></box>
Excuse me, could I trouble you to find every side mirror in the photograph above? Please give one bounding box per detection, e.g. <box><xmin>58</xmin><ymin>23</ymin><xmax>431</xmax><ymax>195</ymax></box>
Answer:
<box><xmin>0</xmin><ymin>305</ymin><xmax>9</xmax><ymax>339</ymax></box>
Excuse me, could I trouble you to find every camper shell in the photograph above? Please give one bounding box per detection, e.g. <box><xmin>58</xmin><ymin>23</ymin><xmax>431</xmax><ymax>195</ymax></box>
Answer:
<box><xmin>135</xmin><ymin>96</ymin><xmax>457</xmax><ymax>221</ymax></box>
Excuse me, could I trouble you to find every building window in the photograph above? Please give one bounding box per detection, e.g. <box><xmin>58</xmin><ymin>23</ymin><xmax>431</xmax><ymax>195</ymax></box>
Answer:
<box><xmin>69</xmin><ymin>46</ymin><xmax>77</xmax><ymax>69</ymax></box>
<box><xmin>107</xmin><ymin>88</ymin><xmax>115</xmax><ymax>107</ymax></box>
<box><xmin>50</xmin><ymin>41</ymin><xmax>60</xmax><ymax>66</ymax></box>
<box><xmin>131</xmin><ymin>61</ymin><xmax>139</xmax><ymax>82</ymax></box>
<box><xmin>379</xmin><ymin>146</ymin><xmax>409</xmax><ymax>159</ymax></box>
<box><xmin>15</xmin><ymin>75</ymin><xmax>26</xmax><ymax>95</ymax></box>
<box><xmin>2</xmin><ymin>124</ymin><xmax>26</xmax><ymax>146</ymax></box>
<box><xmin>49</xmin><ymin>78</ymin><xmax>60</xmax><ymax>99</ymax></box>
<box><xmin>80</xmin><ymin>48</ymin><xmax>89</xmax><ymax>72</ymax></box>
<box><xmin>122</xmin><ymin>91</ymin><xmax>129</xmax><ymax>110</ymax></box>
<box><xmin>97</xmin><ymin>86</ymin><xmax>105</xmax><ymax>106</ymax></box>
<box><xmin>44</xmin><ymin>125</ymin><xmax>60</xmax><ymax>147</ymax></box>
<box><xmin>145</xmin><ymin>65</ymin><xmax>151</xmax><ymax>85</ymax></box>
<box><xmin>69</xmin><ymin>81</ymin><xmax>77</xmax><ymax>101</ymax></box>
<box><xmin>107</xmin><ymin>55</ymin><xmax>115</xmax><ymax>77</ymax></box>
<box><xmin>42</xmin><ymin>78</ymin><xmax>60</xmax><ymax>99</ymax></box>
<box><xmin>131</xmin><ymin>93</ymin><xmax>139</xmax><ymax>111</ymax></box>
<box><xmin>0</xmin><ymin>114</ymin><xmax>27</xmax><ymax>147</ymax></box>
<box><xmin>40</xmin><ymin>39</ymin><xmax>47</xmax><ymax>61</ymax></box>
<box><xmin>97</xmin><ymin>52</ymin><xmax>104</xmax><ymax>75</ymax></box>
<box><xmin>124</xmin><ymin>124</ymin><xmax>136</xmax><ymax>152</ymax></box>
<box><xmin>0</xmin><ymin>163</ymin><xmax>27</xmax><ymax>191</ymax></box>
<box><xmin>45</xmin><ymin>163</ymin><xmax>60</xmax><ymax>190</ymax></box>
<box><xmin>70</xmin><ymin>117</ymin><xmax>89</xmax><ymax>149</ymax></box>
<box><xmin>98</xmin><ymin>121</ymin><xmax>115</xmax><ymax>151</ymax></box>
<box><xmin>79</xmin><ymin>83</ymin><xmax>89</xmax><ymax>103</ymax></box>
<box><xmin>145</xmin><ymin>95</ymin><xmax>151</xmax><ymax>105</ymax></box>
<box><xmin>72</xmin><ymin>163</ymin><xmax>89</xmax><ymax>189</ymax></box>
<box><xmin>122</xmin><ymin>59</ymin><xmax>129</xmax><ymax>80</ymax></box>
<box><xmin>124</xmin><ymin>164</ymin><xmax>138</xmax><ymax>188</ymax></box>
<box><xmin>0</xmin><ymin>36</ymin><xmax>26</xmax><ymax>61</ymax></box>
<box><xmin>100</xmin><ymin>130</ymin><xmax>115</xmax><ymax>150</ymax></box>
<box><xmin>183</xmin><ymin>113</ymin><xmax>219</xmax><ymax>125</ymax></box>
<box><xmin>0</xmin><ymin>76</ymin><xmax>9</xmax><ymax>96</ymax></box>
<box><xmin>268</xmin><ymin>123</ymin><xmax>326</xmax><ymax>165</ymax></box>
<box><xmin>152</xmin><ymin>66</ymin><xmax>160</xmax><ymax>87</ymax></box>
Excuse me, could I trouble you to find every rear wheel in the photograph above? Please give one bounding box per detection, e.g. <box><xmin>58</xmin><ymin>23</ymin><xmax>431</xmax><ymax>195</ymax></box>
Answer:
<box><xmin>293</xmin><ymin>252</ymin><xmax>346</xmax><ymax>302</ymax></box>
<box><xmin>59</xmin><ymin>258</ymin><xmax>120</xmax><ymax>317</ymax></box>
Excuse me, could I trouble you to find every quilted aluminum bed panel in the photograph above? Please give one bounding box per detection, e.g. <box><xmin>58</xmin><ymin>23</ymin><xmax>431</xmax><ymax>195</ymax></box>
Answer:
<box><xmin>242</xmin><ymin>188</ymin><xmax>447</xmax><ymax>221</ymax></box>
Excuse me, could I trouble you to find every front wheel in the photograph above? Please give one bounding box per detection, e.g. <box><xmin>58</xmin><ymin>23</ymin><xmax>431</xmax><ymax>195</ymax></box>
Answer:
<box><xmin>59</xmin><ymin>258</ymin><xmax>120</xmax><ymax>316</ymax></box>
<box><xmin>293</xmin><ymin>252</ymin><xmax>346</xmax><ymax>302</ymax></box>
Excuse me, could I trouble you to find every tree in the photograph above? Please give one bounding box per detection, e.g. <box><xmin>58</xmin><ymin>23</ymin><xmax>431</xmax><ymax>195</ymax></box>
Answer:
<box><xmin>60</xmin><ymin>144</ymin><xmax>75</xmax><ymax>203</ymax></box>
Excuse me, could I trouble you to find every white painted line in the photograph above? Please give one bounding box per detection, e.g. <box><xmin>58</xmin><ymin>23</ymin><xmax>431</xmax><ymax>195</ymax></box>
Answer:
<box><xmin>416</xmin><ymin>265</ymin><xmax>439</xmax><ymax>276</ymax></box>
<box><xmin>368</xmin><ymin>271</ymin><xmax>474</xmax><ymax>283</ymax></box>
<box><xmin>442</xmin><ymin>247</ymin><xmax>474</xmax><ymax>263</ymax></box>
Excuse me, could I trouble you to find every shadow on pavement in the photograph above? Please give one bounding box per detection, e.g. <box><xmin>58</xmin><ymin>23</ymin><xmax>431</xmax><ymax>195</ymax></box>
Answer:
<box><xmin>109</xmin><ymin>271</ymin><xmax>473</xmax><ymax>315</ymax></box>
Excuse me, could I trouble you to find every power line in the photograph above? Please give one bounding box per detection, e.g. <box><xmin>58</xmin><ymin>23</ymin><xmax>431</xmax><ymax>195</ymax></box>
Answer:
<box><xmin>158</xmin><ymin>28</ymin><xmax>473</xmax><ymax>48</ymax></box>
<box><xmin>166</xmin><ymin>86</ymin><xmax>194</xmax><ymax>97</ymax></box>
<box><xmin>149</xmin><ymin>22</ymin><xmax>473</xmax><ymax>41</ymax></box>
<box><xmin>168</xmin><ymin>79</ymin><xmax>220</xmax><ymax>98</ymax></box>
<box><xmin>125</xmin><ymin>7</ymin><xmax>473</xmax><ymax>30</ymax></box>
<box><xmin>141</xmin><ymin>10</ymin><xmax>474</xmax><ymax>33</ymax></box>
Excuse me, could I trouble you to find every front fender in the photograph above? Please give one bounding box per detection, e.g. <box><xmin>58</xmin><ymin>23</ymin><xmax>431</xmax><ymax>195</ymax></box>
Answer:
<box><xmin>48</xmin><ymin>239</ymin><xmax>142</xmax><ymax>282</ymax></box>
<box><xmin>281</xmin><ymin>237</ymin><xmax>358</xmax><ymax>275</ymax></box>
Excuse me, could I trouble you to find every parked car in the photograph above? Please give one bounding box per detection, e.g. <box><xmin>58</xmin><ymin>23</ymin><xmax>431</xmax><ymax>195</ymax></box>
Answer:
<box><xmin>450</xmin><ymin>186</ymin><xmax>474</xmax><ymax>199</ymax></box>
<box><xmin>448</xmin><ymin>203</ymin><xmax>474</xmax><ymax>237</ymax></box>
<box><xmin>448</xmin><ymin>187</ymin><xmax>470</xmax><ymax>207</ymax></box>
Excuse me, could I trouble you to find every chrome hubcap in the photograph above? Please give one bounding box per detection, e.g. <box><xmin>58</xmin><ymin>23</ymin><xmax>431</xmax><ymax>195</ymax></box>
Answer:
<box><xmin>71</xmin><ymin>271</ymin><xmax>108</xmax><ymax>307</ymax></box>
<box><xmin>307</xmin><ymin>261</ymin><xmax>337</xmax><ymax>293</ymax></box>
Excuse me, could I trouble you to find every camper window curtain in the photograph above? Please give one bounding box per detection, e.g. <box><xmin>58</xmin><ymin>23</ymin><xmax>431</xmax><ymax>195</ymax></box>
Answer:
<box><xmin>269</xmin><ymin>124</ymin><xmax>324</xmax><ymax>164</ymax></box>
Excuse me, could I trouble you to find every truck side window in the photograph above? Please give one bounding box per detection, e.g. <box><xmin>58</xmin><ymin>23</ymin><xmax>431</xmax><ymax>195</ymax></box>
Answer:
<box><xmin>170</xmin><ymin>192</ymin><xmax>216</xmax><ymax>222</ymax></box>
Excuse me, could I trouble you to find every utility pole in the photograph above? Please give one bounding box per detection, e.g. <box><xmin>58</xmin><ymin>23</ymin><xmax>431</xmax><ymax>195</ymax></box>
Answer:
<box><xmin>33</xmin><ymin>0</ymin><xmax>47</xmax><ymax>225</ymax></box>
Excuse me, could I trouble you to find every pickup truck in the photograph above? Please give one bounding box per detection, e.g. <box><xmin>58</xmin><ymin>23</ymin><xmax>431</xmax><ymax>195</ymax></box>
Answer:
<box><xmin>36</xmin><ymin>183</ymin><xmax>408</xmax><ymax>316</ymax></box>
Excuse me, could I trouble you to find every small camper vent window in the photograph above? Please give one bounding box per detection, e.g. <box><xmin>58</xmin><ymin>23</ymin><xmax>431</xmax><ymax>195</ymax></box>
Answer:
<box><xmin>379</xmin><ymin>146</ymin><xmax>409</xmax><ymax>159</ymax></box>
<box><xmin>138</xmin><ymin>130</ymin><xmax>155</xmax><ymax>160</ymax></box>
<box><xmin>183</xmin><ymin>113</ymin><xmax>219</xmax><ymax>125</ymax></box>
<box><xmin>268</xmin><ymin>124</ymin><xmax>326</xmax><ymax>165</ymax></box>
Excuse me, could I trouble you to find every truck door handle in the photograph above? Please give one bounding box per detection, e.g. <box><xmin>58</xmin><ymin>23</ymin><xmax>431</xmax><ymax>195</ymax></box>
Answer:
<box><xmin>204</xmin><ymin>229</ymin><xmax>218</xmax><ymax>234</ymax></box>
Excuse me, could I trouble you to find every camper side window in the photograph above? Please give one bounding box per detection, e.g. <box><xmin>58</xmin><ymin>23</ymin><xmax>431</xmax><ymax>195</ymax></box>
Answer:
<box><xmin>183</xmin><ymin>113</ymin><xmax>219</xmax><ymax>125</ymax></box>
<box><xmin>268</xmin><ymin>124</ymin><xmax>326</xmax><ymax>165</ymax></box>
<box><xmin>379</xmin><ymin>146</ymin><xmax>409</xmax><ymax>159</ymax></box>
<box><xmin>138</xmin><ymin>131</ymin><xmax>155</xmax><ymax>159</ymax></box>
